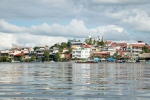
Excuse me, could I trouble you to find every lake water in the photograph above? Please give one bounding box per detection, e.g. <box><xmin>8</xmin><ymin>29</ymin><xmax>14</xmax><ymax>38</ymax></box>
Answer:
<box><xmin>0</xmin><ymin>62</ymin><xmax>150</xmax><ymax>100</ymax></box>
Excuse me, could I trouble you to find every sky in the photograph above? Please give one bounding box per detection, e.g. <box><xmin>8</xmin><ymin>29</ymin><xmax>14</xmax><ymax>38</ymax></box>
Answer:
<box><xmin>0</xmin><ymin>0</ymin><xmax>150</xmax><ymax>49</ymax></box>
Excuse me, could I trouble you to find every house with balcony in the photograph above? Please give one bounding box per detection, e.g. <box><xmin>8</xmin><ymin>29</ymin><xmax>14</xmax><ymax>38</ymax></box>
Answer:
<box><xmin>139</xmin><ymin>53</ymin><xmax>150</xmax><ymax>60</ymax></box>
<box><xmin>126</xmin><ymin>41</ymin><xmax>145</xmax><ymax>60</ymax></box>
<box><xmin>60</xmin><ymin>48</ymin><xmax>71</xmax><ymax>59</ymax></box>
<box><xmin>50</xmin><ymin>47</ymin><xmax>59</xmax><ymax>54</ymax></box>
<box><xmin>72</xmin><ymin>44</ymin><xmax>91</xmax><ymax>59</ymax></box>
<box><xmin>35</xmin><ymin>48</ymin><xmax>45</xmax><ymax>59</ymax></box>
<box><xmin>100</xmin><ymin>41</ymin><xmax>127</xmax><ymax>57</ymax></box>
<box><xmin>0</xmin><ymin>50</ymin><xmax>10</xmax><ymax>57</ymax></box>
<box><xmin>0</xmin><ymin>46</ymin><xmax>33</xmax><ymax>62</ymax></box>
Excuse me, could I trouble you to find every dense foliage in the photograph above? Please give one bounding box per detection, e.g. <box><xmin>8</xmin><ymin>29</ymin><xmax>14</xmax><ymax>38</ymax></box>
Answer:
<box><xmin>0</xmin><ymin>56</ymin><xmax>11</xmax><ymax>62</ymax></box>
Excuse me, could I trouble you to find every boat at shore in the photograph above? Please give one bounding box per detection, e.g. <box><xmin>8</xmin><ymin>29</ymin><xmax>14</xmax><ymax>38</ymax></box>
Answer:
<box><xmin>126</xmin><ymin>60</ymin><xmax>136</xmax><ymax>63</ymax></box>
<box><xmin>76</xmin><ymin>58</ymin><xmax>99</xmax><ymax>63</ymax></box>
<box><xmin>76</xmin><ymin>61</ymin><xmax>98</xmax><ymax>63</ymax></box>
<box><xmin>145</xmin><ymin>61</ymin><xmax>150</xmax><ymax>64</ymax></box>
<box><xmin>146</xmin><ymin>62</ymin><xmax>150</xmax><ymax>64</ymax></box>
<box><xmin>12</xmin><ymin>60</ymin><xmax>20</xmax><ymax>63</ymax></box>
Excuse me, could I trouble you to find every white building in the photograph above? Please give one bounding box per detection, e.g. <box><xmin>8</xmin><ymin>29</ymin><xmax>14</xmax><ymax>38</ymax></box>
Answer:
<box><xmin>126</xmin><ymin>41</ymin><xmax>145</xmax><ymax>59</ymax></box>
<box><xmin>72</xmin><ymin>44</ymin><xmax>91</xmax><ymax>59</ymax></box>
<box><xmin>98</xmin><ymin>35</ymin><xmax>103</xmax><ymax>42</ymax></box>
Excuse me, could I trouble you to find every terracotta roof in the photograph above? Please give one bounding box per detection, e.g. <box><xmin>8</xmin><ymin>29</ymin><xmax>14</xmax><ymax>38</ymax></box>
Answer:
<box><xmin>106</xmin><ymin>41</ymin><xmax>112</xmax><ymax>45</ymax></box>
<box><xmin>117</xmin><ymin>43</ymin><xmax>127</xmax><ymax>47</ymax></box>
<box><xmin>132</xmin><ymin>44</ymin><xmax>145</xmax><ymax>47</ymax></box>
<box><xmin>110</xmin><ymin>42</ymin><xmax>127</xmax><ymax>47</ymax></box>
<box><xmin>110</xmin><ymin>42</ymin><xmax>117</xmax><ymax>47</ymax></box>
<box><xmin>14</xmin><ymin>53</ymin><xmax>27</xmax><ymax>56</ymax></box>
<box><xmin>80</xmin><ymin>44</ymin><xmax>91</xmax><ymax>48</ymax></box>
<box><xmin>84</xmin><ymin>44</ymin><xmax>91</xmax><ymax>48</ymax></box>
<box><xmin>93</xmin><ymin>52</ymin><xmax>110</xmax><ymax>54</ymax></box>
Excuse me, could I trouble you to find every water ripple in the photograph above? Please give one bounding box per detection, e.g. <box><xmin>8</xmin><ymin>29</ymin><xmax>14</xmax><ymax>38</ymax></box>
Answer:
<box><xmin>0</xmin><ymin>63</ymin><xmax>150</xmax><ymax>100</ymax></box>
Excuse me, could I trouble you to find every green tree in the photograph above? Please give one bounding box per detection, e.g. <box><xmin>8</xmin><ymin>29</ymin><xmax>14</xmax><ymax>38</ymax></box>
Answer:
<box><xmin>67</xmin><ymin>41</ymin><xmax>71</xmax><ymax>48</ymax></box>
<box><xmin>30</xmin><ymin>55</ymin><xmax>35</xmax><ymax>61</ymax></box>
<box><xmin>113</xmin><ymin>52</ymin><xmax>119</xmax><ymax>59</ymax></box>
<box><xmin>54</xmin><ymin>53</ymin><xmax>60</xmax><ymax>61</ymax></box>
<box><xmin>85</xmin><ymin>39</ymin><xmax>88</xmax><ymax>44</ymax></box>
<box><xmin>18</xmin><ymin>56</ymin><xmax>23</xmax><ymax>61</ymax></box>
<box><xmin>68</xmin><ymin>48</ymin><xmax>72</xmax><ymax>53</ymax></box>
<box><xmin>14</xmin><ymin>57</ymin><xmax>18</xmax><ymax>61</ymax></box>
<box><xmin>44</xmin><ymin>50</ymin><xmax>50</xmax><ymax>61</ymax></box>
<box><xmin>89</xmin><ymin>38</ymin><xmax>92</xmax><ymax>45</ymax></box>
<box><xmin>50</xmin><ymin>45</ymin><xmax>54</xmax><ymax>49</ymax></box>
<box><xmin>142</xmin><ymin>46</ymin><xmax>150</xmax><ymax>53</ymax></box>
<box><xmin>54</xmin><ymin>43</ymin><xmax>60</xmax><ymax>48</ymax></box>
<box><xmin>93</xmin><ymin>40</ymin><xmax>96</xmax><ymax>45</ymax></box>
<box><xmin>0</xmin><ymin>56</ymin><xmax>6</xmax><ymax>62</ymax></box>
<box><xmin>97</xmin><ymin>40</ymin><xmax>104</xmax><ymax>46</ymax></box>
<box><xmin>59</xmin><ymin>47</ymin><xmax>63</xmax><ymax>52</ymax></box>
<box><xmin>85</xmin><ymin>38</ymin><xmax>92</xmax><ymax>45</ymax></box>
<box><xmin>61</xmin><ymin>42</ymin><xmax>67</xmax><ymax>48</ymax></box>
<box><xmin>6</xmin><ymin>57</ymin><xmax>11</xmax><ymax>62</ymax></box>
<box><xmin>34</xmin><ymin>46</ymin><xmax>40</xmax><ymax>51</ymax></box>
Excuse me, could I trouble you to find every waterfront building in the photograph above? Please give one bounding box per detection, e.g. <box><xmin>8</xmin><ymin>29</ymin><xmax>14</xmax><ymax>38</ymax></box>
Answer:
<box><xmin>72</xmin><ymin>44</ymin><xmax>91</xmax><ymax>59</ymax></box>
<box><xmin>35</xmin><ymin>46</ymin><xmax>47</xmax><ymax>59</ymax></box>
<box><xmin>60</xmin><ymin>48</ymin><xmax>71</xmax><ymax>59</ymax></box>
<box><xmin>126</xmin><ymin>41</ymin><xmax>145</xmax><ymax>60</ymax></box>
<box><xmin>139</xmin><ymin>53</ymin><xmax>150</xmax><ymax>60</ymax></box>
<box><xmin>100</xmin><ymin>41</ymin><xmax>127</xmax><ymax>57</ymax></box>
<box><xmin>50</xmin><ymin>47</ymin><xmax>59</xmax><ymax>54</ymax></box>
<box><xmin>91</xmin><ymin>52</ymin><xmax>110</xmax><ymax>58</ymax></box>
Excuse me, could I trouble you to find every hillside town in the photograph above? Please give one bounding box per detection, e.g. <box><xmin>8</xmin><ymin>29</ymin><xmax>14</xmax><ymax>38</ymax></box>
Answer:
<box><xmin>0</xmin><ymin>35</ymin><xmax>150</xmax><ymax>63</ymax></box>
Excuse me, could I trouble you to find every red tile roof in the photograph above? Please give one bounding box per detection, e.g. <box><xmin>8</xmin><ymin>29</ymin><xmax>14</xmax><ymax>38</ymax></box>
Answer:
<box><xmin>84</xmin><ymin>44</ymin><xmax>91</xmax><ymax>48</ymax></box>
<box><xmin>106</xmin><ymin>41</ymin><xmax>112</xmax><ymax>45</ymax></box>
<box><xmin>117</xmin><ymin>43</ymin><xmax>127</xmax><ymax>47</ymax></box>
<box><xmin>93</xmin><ymin>52</ymin><xmax>110</xmax><ymax>54</ymax></box>
<box><xmin>14</xmin><ymin>53</ymin><xmax>27</xmax><ymax>56</ymax></box>
<box><xmin>110</xmin><ymin>42</ymin><xmax>127</xmax><ymax>47</ymax></box>
<box><xmin>110</xmin><ymin>42</ymin><xmax>117</xmax><ymax>47</ymax></box>
<box><xmin>132</xmin><ymin>44</ymin><xmax>145</xmax><ymax>47</ymax></box>
<box><xmin>80</xmin><ymin>44</ymin><xmax>91</xmax><ymax>48</ymax></box>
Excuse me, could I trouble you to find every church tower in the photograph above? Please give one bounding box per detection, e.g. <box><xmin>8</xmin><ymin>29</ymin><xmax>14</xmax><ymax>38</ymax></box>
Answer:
<box><xmin>98</xmin><ymin>35</ymin><xmax>103</xmax><ymax>42</ymax></box>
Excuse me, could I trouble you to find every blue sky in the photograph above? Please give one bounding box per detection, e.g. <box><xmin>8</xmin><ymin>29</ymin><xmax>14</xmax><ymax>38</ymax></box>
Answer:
<box><xmin>0</xmin><ymin>0</ymin><xmax>150</xmax><ymax>49</ymax></box>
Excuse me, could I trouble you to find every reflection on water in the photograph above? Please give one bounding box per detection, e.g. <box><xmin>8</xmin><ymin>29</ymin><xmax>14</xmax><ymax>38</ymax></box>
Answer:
<box><xmin>0</xmin><ymin>62</ymin><xmax>150</xmax><ymax>100</ymax></box>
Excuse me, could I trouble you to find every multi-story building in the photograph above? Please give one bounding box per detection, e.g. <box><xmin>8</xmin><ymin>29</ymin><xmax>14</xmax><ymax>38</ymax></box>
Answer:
<box><xmin>72</xmin><ymin>44</ymin><xmax>91</xmax><ymax>59</ymax></box>
<box><xmin>101</xmin><ymin>41</ymin><xmax>127</xmax><ymax>57</ymax></box>
<box><xmin>50</xmin><ymin>47</ymin><xmax>59</xmax><ymax>55</ymax></box>
<box><xmin>126</xmin><ymin>41</ymin><xmax>145</xmax><ymax>60</ymax></box>
<box><xmin>35</xmin><ymin>47</ymin><xmax>45</xmax><ymax>58</ymax></box>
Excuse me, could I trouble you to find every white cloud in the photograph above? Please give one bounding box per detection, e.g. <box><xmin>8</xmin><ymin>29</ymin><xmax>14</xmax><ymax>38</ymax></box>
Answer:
<box><xmin>0</xmin><ymin>19</ymin><xmax>27</xmax><ymax>33</ymax></box>
<box><xmin>14</xmin><ymin>33</ymin><xmax>67</xmax><ymax>47</ymax></box>
<box><xmin>0</xmin><ymin>32</ymin><xmax>17</xmax><ymax>49</ymax></box>
<box><xmin>122</xmin><ymin>9</ymin><xmax>150</xmax><ymax>32</ymax></box>
<box><xmin>92</xmin><ymin>0</ymin><xmax>150</xmax><ymax>4</ymax></box>
<box><xmin>0</xmin><ymin>19</ymin><xmax>95</xmax><ymax>38</ymax></box>
<box><xmin>0</xmin><ymin>18</ymin><xmax>150</xmax><ymax>50</ymax></box>
<box><xmin>0</xmin><ymin>32</ymin><xmax>67</xmax><ymax>50</ymax></box>
<box><xmin>105</xmin><ymin>10</ymin><xmax>131</xmax><ymax>19</ymax></box>
<box><xmin>0</xmin><ymin>0</ymin><xmax>74</xmax><ymax>19</ymax></box>
<box><xmin>96</xmin><ymin>25</ymin><xmax>131</xmax><ymax>40</ymax></box>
